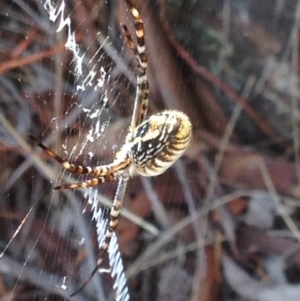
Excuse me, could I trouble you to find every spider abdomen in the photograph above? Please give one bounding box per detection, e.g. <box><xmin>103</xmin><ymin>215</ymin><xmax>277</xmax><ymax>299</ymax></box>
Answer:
<box><xmin>130</xmin><ymin>110</ymin><xmax>192</xmax><ymax>177</ymax></box>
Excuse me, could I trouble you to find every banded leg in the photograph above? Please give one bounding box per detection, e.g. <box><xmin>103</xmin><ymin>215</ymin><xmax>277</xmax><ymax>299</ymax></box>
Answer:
<box><xmin>54</xmin><ymin>174</ymin><xmax>117</xmax><ymax>190</ymax></box>
<box><xmin>69</xmin><ymin>4</ymin><xmax>150</xmax><ymax>296</ymax></box>
<box><xmin>123</xmin><ymin>6</ymin><xmax>149</xmax><ymax>131</ymax></box>
<box><xmin>30</xmin><ymin>135</ymin><xmax>130</xmax><ymax>178</ymax></box>
<box><xmin>70</xmin><ymin>177</ymin><xmax>128</xmax><ymax>297</ymax></box>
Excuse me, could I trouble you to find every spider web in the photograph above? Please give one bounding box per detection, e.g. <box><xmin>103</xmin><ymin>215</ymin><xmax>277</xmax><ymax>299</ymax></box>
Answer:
<box><xmin>0</xmin><ymin>0</ymin><xmax>134</xmax><ymax>300</ymax></box>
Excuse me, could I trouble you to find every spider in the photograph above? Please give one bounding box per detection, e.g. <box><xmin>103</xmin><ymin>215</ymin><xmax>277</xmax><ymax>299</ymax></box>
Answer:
<box><xmin>30</xmin><ymin>3</ymin><xmax>191</xmax><ymax>296</ymax></box>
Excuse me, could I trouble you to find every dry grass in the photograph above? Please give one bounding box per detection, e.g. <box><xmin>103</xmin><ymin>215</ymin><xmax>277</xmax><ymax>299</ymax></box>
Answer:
<box><xmin>1</xmin><ymin>0</ymin><xmax>300</xmax><ymax>300</ymax></box>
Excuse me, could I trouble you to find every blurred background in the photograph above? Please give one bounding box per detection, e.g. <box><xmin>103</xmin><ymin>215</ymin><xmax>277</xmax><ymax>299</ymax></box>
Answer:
<box><xmin>1</xmin><ymin>0</ymin><xmax>300</xmax><ymax>300</ymax></box>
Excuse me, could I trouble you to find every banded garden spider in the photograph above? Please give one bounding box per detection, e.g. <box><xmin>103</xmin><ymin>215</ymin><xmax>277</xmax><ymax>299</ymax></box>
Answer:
<box><xmin>30</xmin><ymin>3</ymin><xmax>192</xmax><ymax>296</ymax></box>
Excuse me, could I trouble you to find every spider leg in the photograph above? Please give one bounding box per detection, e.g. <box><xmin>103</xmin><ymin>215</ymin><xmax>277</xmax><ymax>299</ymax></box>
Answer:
<box><xmin>122</xmin><ymin>24</ymin><xmax>146</xmax><ymax>75</ymax></box>
<box><xmin>71</xmin><ymin>4</ymin><xmax>151</xmax><ymax>296</ymax></box>
<box><xmin>70</xmin><ymin>177</ymin><xmax>128</xmax><ymax>297</ymax></box>
<box><xmin>122</xmin><ymin>6</ymin><xmax>149</xmax><ymax>132</ymax></box>
<box><xmin>54</xmin><ymin>174</ymin><xmax>117</xmax><ymax>190</ymax></box>
<box><xmin>30</xmin><ymin>135</ymin><xmax>129</xmax><ymax>177</ymax></box>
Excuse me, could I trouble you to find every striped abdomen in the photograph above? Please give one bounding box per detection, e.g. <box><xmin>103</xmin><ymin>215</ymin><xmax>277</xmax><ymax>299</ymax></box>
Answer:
<box><xmin>129</xmin><ymin>110</ymin><xmax>192</xmax><ymax>177</ymax></box>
